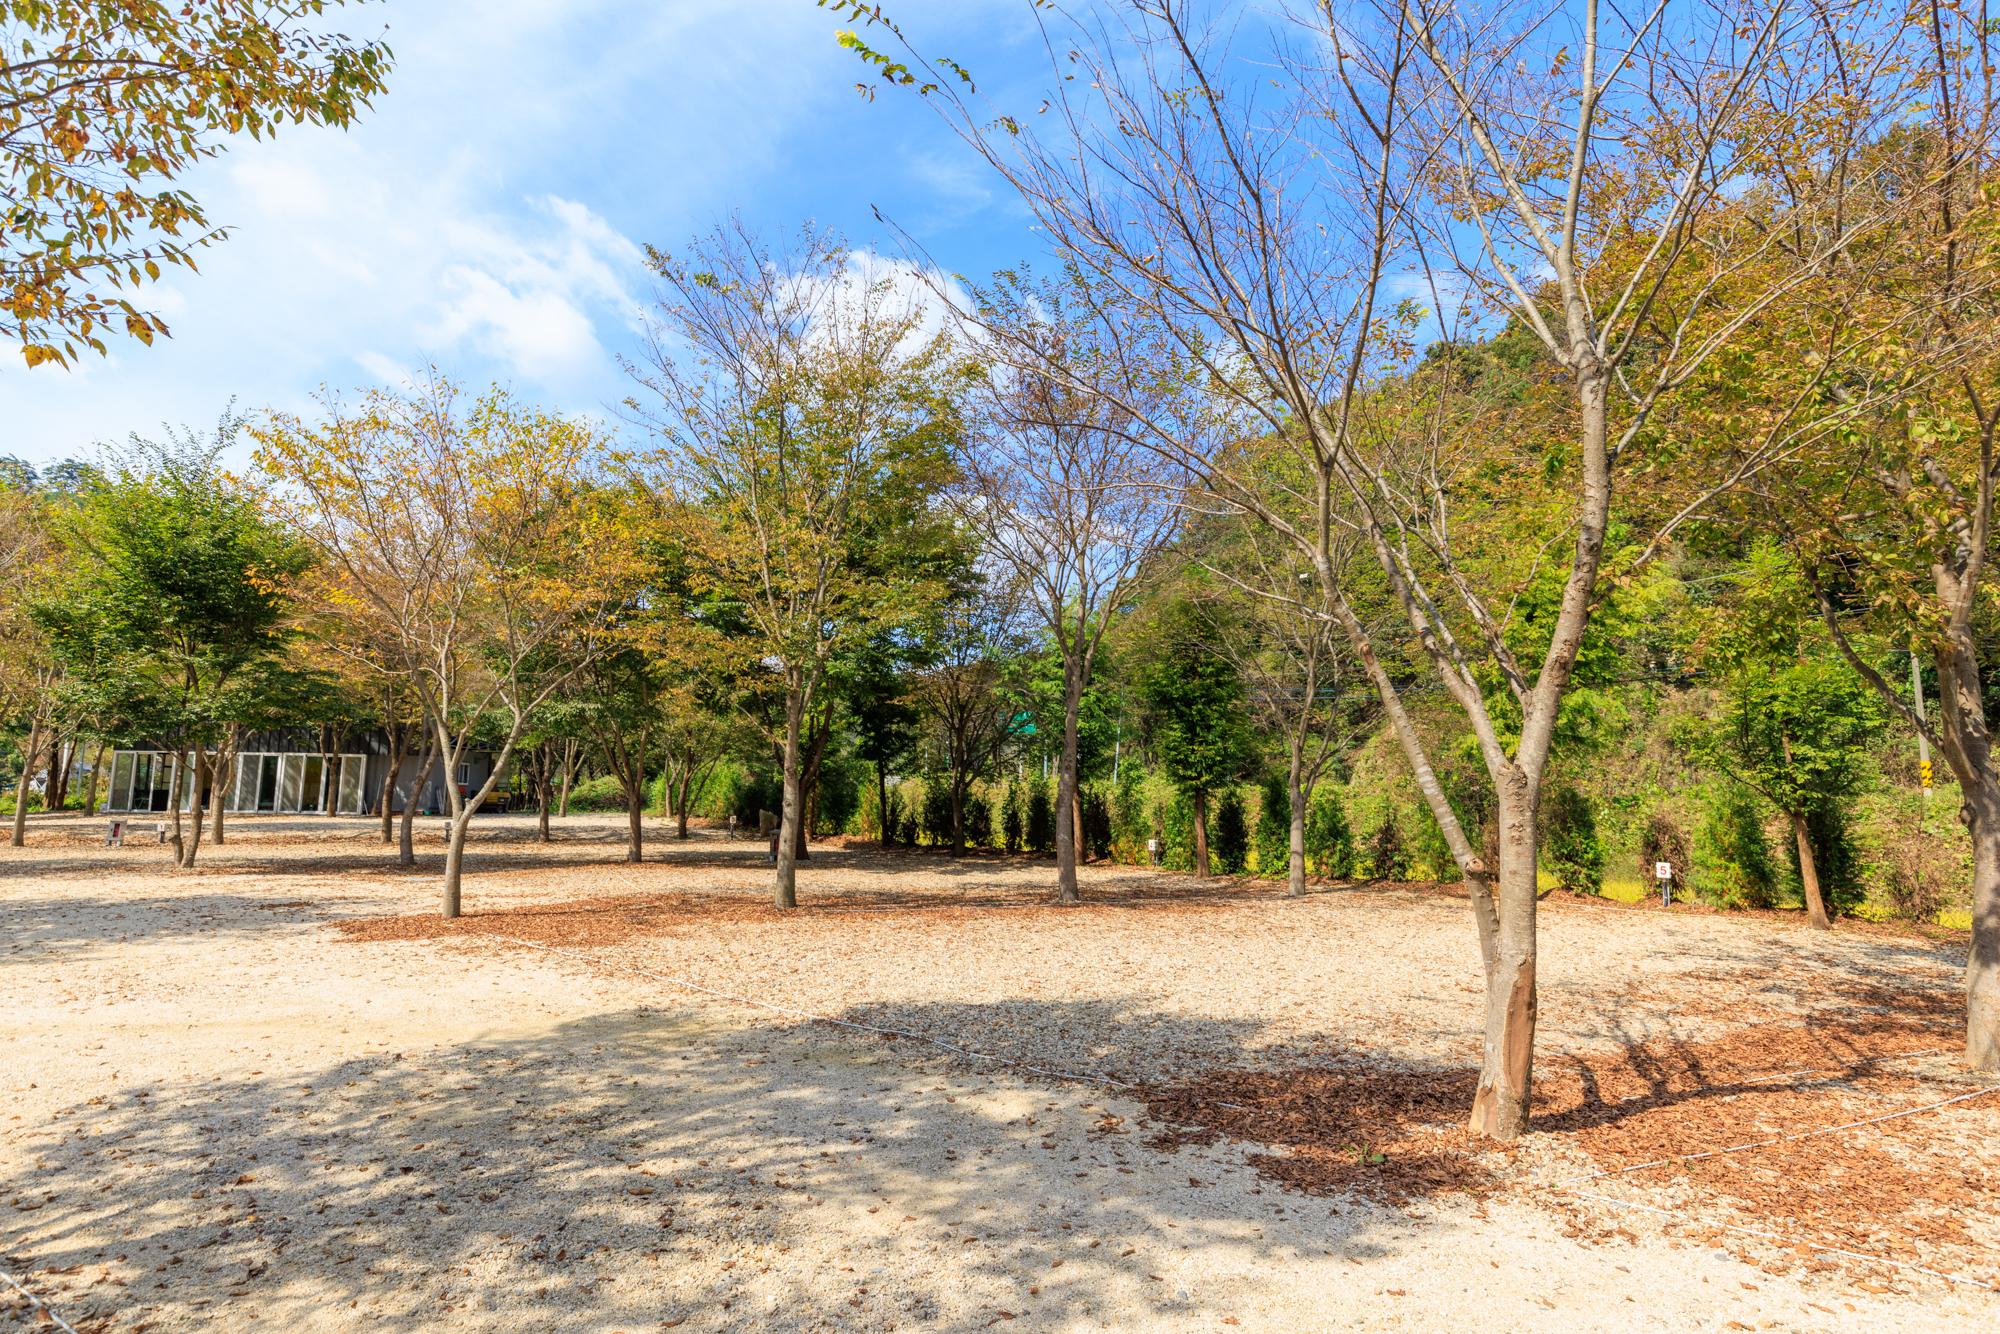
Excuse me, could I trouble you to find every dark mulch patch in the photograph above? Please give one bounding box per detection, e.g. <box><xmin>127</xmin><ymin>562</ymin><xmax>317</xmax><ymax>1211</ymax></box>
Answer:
<box><xmin>1141</xmin><ymin>1012</ymin><xmax>1998</xmax><ymax>1280</ymax></box>
<box><xmin>1142</xmin><ymin>1061</ymin><xmax>1490</xmax><ymax>1206</ymax></box>
<box><xmin>334</xmin><ymin>877</ymin><xmax>1280</xmax><ymax>948</ymax></box>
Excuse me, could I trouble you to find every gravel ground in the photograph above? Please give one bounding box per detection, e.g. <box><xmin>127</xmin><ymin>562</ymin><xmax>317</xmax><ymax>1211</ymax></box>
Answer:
<box><xmin>1</xmin><ymin>811</ymin><xmax>1993</xmax><ymax>1334</ymax></box>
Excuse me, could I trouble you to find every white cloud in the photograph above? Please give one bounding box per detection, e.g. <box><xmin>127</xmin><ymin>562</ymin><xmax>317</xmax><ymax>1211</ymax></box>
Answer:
<box><xmin>0</xmin><ymin>0</ymin><xmax>1034</xmax><ymax>464</ymax></box>
<box><xmin>418</xmin><ymin>197</ymin><xmax>643</xmax><ymax>378</ymax></box>
<box><xmin>353</xmin><ymin>350</ymin><xmax>414</xmax><ymax>385</ymax></box>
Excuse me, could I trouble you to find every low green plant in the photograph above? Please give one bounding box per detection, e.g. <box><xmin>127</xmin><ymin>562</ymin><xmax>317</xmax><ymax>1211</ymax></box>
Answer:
<box><xmin>1212</xmin><ymin>787</ymin><xmax>1249</xmax><ymax>875</ymax></box>
<box><xmin>1161</xmin><ymin>791</ymin><xmax>1197</xmax><ymax>872</ymax></box>
<box><xmin>1359</xmin><ymin>803</ymin><xmax>1409</xmax><ymax>880</ymax></box>
<box><xmin>1693</xmin><ymin>782</ymin><xmax>1777</xmax><ymax>908</ymax></box>
<box><xmin>1540</xmin><ymin>784</ymin><xmax>1607</xmax><ymax>895</ymax></box>
<box><xmin>1026</xmin><ymin>777</ymin><xmax>1054</xmax><ymax>854</ymax></box>
<box><xmin>1306</xmin><ymin>786</ymin><xmax>1353</xmax><ymax>877</ymax></box>
<box><xmin>1254</xmin><ymin>773</ymin><xmax>1291</xmax><ymax>878</ymax></box>
<box><xmin>1002</xmin><ymin>783</ymin><xmax>1025</xmax><ymax>853</ymax></box>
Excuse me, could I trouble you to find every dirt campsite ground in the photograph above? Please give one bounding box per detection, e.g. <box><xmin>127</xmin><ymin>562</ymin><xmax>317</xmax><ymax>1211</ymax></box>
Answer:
<box><xmin>1</xmin><ymin>811</ymin><xmax>1995</xmax><ymax>1334</ymax></box>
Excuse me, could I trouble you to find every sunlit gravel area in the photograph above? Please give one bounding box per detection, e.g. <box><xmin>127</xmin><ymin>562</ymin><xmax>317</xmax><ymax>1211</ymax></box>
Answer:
<box><xmin>1</xmin><ymin>812</ymin><xmax>1991</xmax><ymax>1333</ymax></box>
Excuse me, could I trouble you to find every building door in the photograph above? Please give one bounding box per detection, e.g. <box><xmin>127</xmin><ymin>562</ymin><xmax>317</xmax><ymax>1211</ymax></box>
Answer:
<box><xmin>256</xmin><ymin>756</ymin><xmax>280</xmax><ymax>812</ymax></box>
<box><xmin>130</xmin><ymin>754</ymin><xmax>154</xmax><ymax>812</ymax></box>
<box><xmin>300</xmin><ymin>757</ymin><xmax>324</xmax><ymax>812</ymax></box>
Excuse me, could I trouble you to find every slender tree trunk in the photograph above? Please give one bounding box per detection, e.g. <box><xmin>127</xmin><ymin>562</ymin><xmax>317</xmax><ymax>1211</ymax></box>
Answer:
<box><xmin>775</xmin><ymin>688</ymin><xmax>803</xmax><ymax>909</ymax></box>
<box><xmin>49</xmin><ymin>732</ymin><xmax>71</xmax><ymax>811</ymax></box>
<box><xmin>11</xmin><ymin>715</ymin><xmax>42</xmax><ymax>848</ymax></box>
<box><xmin>625</xmin><ymin>773</ymin><xmax>645</xmax><ymax>864</ymax></box>
<box><xmin>1192</xmin><ymin>790</ymin><xmax>1211</xmax><ymax>878</ymax></box>
<box><xmin>211</xmin><ymin>728</ymin><xmax>236</xmax><ymax>846</ymax></box>
<box><xmin>792</xmin><ymin>718</ymin><xmax>831</xmax><ymax>863</ymax></box>
<box><xmin>1790</xmin><ymin>811</ymin><xmax>1832</xmax><ymax>930</ymax></box>
<box><xmin>166</xmin><ymin>747</ymin><xmax>188</xmax><ymax>862</ymax></box>
<box><xmin>180</xmin><ymin>750</ymin><xmax>208</xmax><ymax>868</ymax></box>
<box><xmin>401</xmin><ymin>739</ymin><xmax>439</xmax><ymax>869</ymax></box>
<box><xmin>380</xmin><ymin>723</ymin><xmax>408</xmax><ymax>844</ymax></box>
<box><xmin>537</xmin><ymin>748</ymin><xmax>552</xmax><ymax>843</ymax></box>
<box><xmin>951</xmin><ymin>774</ymin><xmax>967</xmax><ymax>857</ymax></box>
<box><xmin>878</xmin><ymin>759</ymin><xmax>892</xmax><ymax>847</ymax></box>
<box><xmin>675</xmin><ymin>755</ymin><xmax>698</xmax><ymax>839</ymax></box>
<box><xmin>1287</xmin><ymin>739</ymin><xmax>1308</xmax><ymax>898</ymax></box>
<box><xmin>1056</xmin><ymin>670</ymin><xmax>1083</xmax><ymax>904</ymax></box>
<box><xmin>558</xmin><ymin>740</ymin><xmax>577</xmax><ymax>817</ymax></box>
<box><xmin>84</xmin><ymin>741</ymin><xmax>105</xmax><ymax>818</ymax></box>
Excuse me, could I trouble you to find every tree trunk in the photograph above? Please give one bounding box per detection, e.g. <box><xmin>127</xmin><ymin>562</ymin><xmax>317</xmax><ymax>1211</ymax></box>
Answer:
<box><xmin>675</xmin><ymin>756</ymin><xmax>697</xmax><ymax>839</ymax></box>
<box><xmin>612</xmin><ymin>725</ymin><xmax>650</xmax><ymax>865</ymax></box>
<box><xmin>1927</xmin><ymin>628</ymin><xmax>2000</xmax><ymax>1070</ymax></box>
<box><xmin>1468</xmin><ymin>766</ymin><xmax>1539</xmax><ymax>1140</ymax></box>
<box><xmin>951</xmin><ymin>776</ymin><xmax>967</xmax><ymax>857</ymax></box>
<box><xmin>380</xmin><ymin>722</ymin><xmax>410</xmax><ymax>844</ymax></box>
<box><xmin>211</xmin><ymin>729</ymin><xmax>235</xmax><ymax>846</ymax></box>
<box><xmin>1966</xmin><ymin>778</ymin><xmax>2000</xmax><ymax>1070</ymax></box>
<box><xmin>1055</xmin><ymin>669</ymin><xmax>1083</xmax><ymax>903</ymax></box>
<box><xmin>878</xmin><ymin>759</ymin><xmax>893</xmax><ymax>847</ymax></box>
<box><xmin>49</xmin><ymin>732</ymin><xmax>71</xmax><ymax>811</ymax></box>
<box><xmin>401</xmin><ymin>739</ymin><xmax>439</xmax><ymax>869</ymax></box>
<box><xmin>537</xmin><ymin>752</ymin><xmax>552</xmax><ymax>843</ymax></box>
<box><xmin>166</xmin><ymin>748</ymin><xmax>188</xmax><ymax>862</ymax></box>
<box><xmin>83</xmin><ymin>741</ymin><xmax>105</xmax><ymax>818</ymax></box>
<box><xmin>1287</xmin><ymin>742</ymin><xmax>1308</xmax><ymax>898</ymax></box>
<box><xmin>11</xmin><ymin>715</ymin><xmax>42</xmax><ymax>847</ymax></box>
<box><xmin>443</xmin><ymin>809</ymin><xmax>471</xmax><ymax>918</ymax></box>
<box><xmin>1791</xmin><ymin>810</ymin><xmax>1832</xmax><ymax>930</ymax></box>
<box><xmin>1192</xmin><ymin>790</ymin><xmax>1211</xmax><ymax>878</ymax></box>
<box><xmin>791</xmin><ymin>715</ymin><xmax>831</xmax><ymax>863</ymax></box>
<box><xmin>558</xmin><ymin>740</ymin><xmax>577</xmax><ymax>817</ymax></box>
<box><xmin>180</xmin><ymin>750</ymin><xmax>208</xmax><ymax>868</ymax></box>
<box><xmin>774</xmin><ymin>688</ymin><xmax>803</xmax><ymax>909</ymax></box>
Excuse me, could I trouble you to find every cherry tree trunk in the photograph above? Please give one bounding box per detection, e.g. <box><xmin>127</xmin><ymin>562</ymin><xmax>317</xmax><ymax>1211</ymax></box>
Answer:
<box><xmin>1468</xmin><ymin>766</ymin><xmax>1539</xmax><ymax>1139</ymax></box>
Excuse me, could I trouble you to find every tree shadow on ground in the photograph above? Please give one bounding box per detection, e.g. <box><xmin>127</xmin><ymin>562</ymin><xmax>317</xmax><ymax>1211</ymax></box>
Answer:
<box><xmin>4</xmin><ymin>1001</ymin><xmax>1438</xmax><ymax>1334</ymax></box>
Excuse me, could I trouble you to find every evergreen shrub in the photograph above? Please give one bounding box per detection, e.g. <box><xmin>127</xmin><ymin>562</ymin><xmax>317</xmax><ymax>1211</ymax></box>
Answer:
<box><xmin>1212</xmin><ymin>788</ymin><xmax>1249</xmax><ymax>875</ymax></box>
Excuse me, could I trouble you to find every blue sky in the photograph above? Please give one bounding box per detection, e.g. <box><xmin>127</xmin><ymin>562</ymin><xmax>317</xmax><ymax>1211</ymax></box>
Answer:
<box><xmin>1</xmin><ymin>0</ymin><xmax>1060</xmax><ymax>467</ymax></box>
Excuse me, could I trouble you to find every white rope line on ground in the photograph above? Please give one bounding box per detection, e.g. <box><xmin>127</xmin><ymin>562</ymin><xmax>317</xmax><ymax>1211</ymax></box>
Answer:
<box><xmin>1557</xmin><ymin>1081</ymin><xmax>2000</xmax><ymax>1185</ymax></box>
<box><xmin>0</xmin><ymin>1268</ymin><xmax>82</xmax><ymax>1334</ymax></box>
<box><xmin>1555</xmin><ymin>1187</ymin><xmax>1997</xmax><ymax>1291</ymax></box>
<box><xmin>1734</xmin><ymin>1048</ymin><xmax>1943</xmax><ymax>1088</ymax></box>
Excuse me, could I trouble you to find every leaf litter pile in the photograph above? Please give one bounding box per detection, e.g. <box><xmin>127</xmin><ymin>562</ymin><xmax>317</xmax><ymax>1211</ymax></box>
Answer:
<box><xmin>1144</xmin><ymin>1011</ymin><xmax>2000</xmax><ymax>1283</ymax></box>
<box><xmin>335</xmin><ymin>874</ymin><xmax>1280</xmax><ymax>948</ymax></box>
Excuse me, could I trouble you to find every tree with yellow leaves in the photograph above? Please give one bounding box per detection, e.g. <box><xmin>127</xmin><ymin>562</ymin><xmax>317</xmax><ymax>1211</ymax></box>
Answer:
<box><xmin>255</xmin><ymin>375</ymin><xmax>644</xmax><ymax>918</ymax></box>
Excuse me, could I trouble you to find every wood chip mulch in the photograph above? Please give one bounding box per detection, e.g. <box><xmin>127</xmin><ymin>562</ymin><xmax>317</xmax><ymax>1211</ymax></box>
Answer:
<box><xmin>1144</xmin><ymin>1012</ymin><xmax>2000</xmax><ymax>1281</ymax></box>
<box><xmin>333</xmin><ymin>878</ymin><xmax>1281</xmax><ymax>948</ymax></box>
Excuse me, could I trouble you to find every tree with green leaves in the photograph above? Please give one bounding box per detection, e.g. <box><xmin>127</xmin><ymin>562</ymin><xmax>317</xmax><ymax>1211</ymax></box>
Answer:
<box><xmin>628</xmin><ymin>221</ymin><xmax>960</xmax><ymax>909</ymax></box>
<box><xmin>1139</xmin><ymin>605</ymin><xmax>1256</xmax><ymax>878</ymax></box>
<box><xmin>576</xmin><ymin>643</ymin><xmax>663</xmax><ymax>864</ymax></box>
<box><xmin>37</xmin><ymin>419</ymin><xmax>310</xmax><ymax>866</ymax></box>
<box><xmin>2</xmin><ymin>0</ymin><xmax>393</xmax><ymax>366</ymax></box>
<box><xmin>914</xmin><ymin>571</ymin><xmax>1030</xmax><ymax>856</ymax></box>
<box><xmin>1700</xmin><ymin>658</ymin><xmax>1884</xmax><ymax>929</ymax></box>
